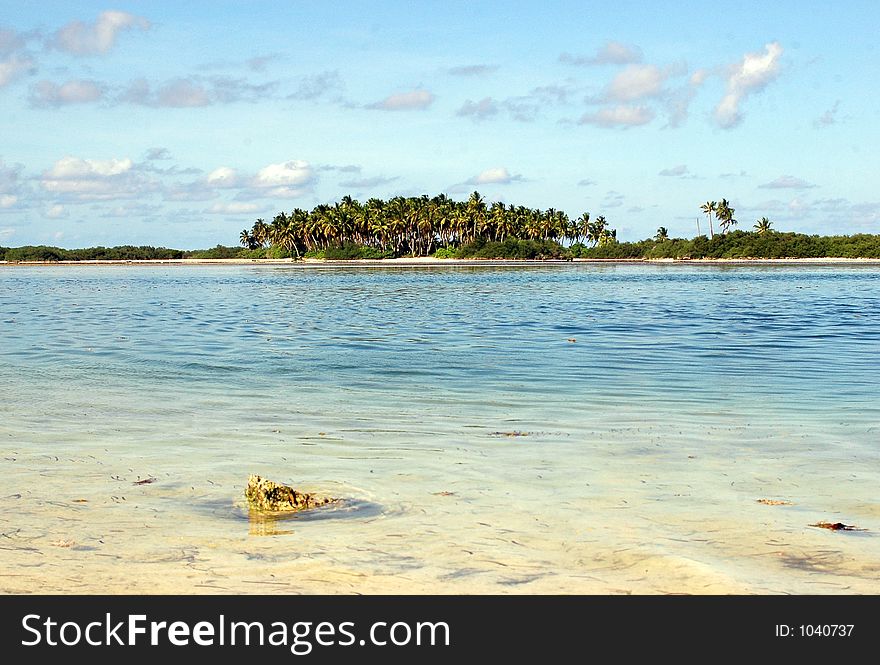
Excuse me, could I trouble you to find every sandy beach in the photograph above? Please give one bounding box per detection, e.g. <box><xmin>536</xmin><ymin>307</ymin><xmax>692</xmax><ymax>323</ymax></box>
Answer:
<box><xmin>3</xmin><ymin>257</ymin><xmax>880</xmax><ymax>267</ymax></box>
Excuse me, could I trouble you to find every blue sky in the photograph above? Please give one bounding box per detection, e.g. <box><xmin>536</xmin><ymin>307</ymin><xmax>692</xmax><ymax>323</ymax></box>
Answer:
<box><xmin>1</xmin><ymin>1</ymin><xmax>878</xmax><ymax>248</ymax></box>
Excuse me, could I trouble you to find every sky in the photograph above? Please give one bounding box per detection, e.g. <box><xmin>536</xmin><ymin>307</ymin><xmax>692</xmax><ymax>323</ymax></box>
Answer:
<box><xmin>0</xmin><ymin>1</ymin><xmax>878</xmax><ymax>248</ymax></box>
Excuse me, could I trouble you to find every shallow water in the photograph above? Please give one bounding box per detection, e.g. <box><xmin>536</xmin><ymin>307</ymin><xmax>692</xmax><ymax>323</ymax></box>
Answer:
<box><xmin>1</xmin><ymin>263</ymin><xmax>879</xmax><ymax>594</ymax></box>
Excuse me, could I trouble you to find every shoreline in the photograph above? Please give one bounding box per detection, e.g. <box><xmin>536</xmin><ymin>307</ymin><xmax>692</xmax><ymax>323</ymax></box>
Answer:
<box><xmin>3</xmin><ymin>256</ymin><xmax>880</xmax><ymax>267</ymax></box>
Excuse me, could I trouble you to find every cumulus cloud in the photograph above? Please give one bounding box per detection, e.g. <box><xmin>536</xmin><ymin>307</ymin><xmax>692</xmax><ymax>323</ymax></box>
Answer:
<box><xmin>155</xmin><ymin>79</ymin><xmax>211</xmax><ymax>107</ymax></box>
<box><xmin>0</xmin><ymin>194</ymin><xmax>17</xmax><ymax>208</ymax></box>
<box><xmin>204</xmin><ymin>202</ymin><xmax>262</xmax><ymax>215</ymax></box>
<box><xmin>119</xmin><ymin>76</ymin><xmax>275</xmax><ymax>107</ymax></box>
<box><xmin>166</xmin><ymin>159</ymin><xmax>315</xmax><ymax>203</ymax></box>
<box><xmin>339</xmin><ymin>175</ymin><xmax>399</xmax><ymax>189</ymax></box>
<box><xmin>51</xmin><ymin>10</ymin><xmax>150</xmax><ymax>56</ymax></box>
<box><xmin>448</xmin><ymin>64</ymin><xmax>498</xmax><ymax>76</ymax></box>
<box><xmin>366</xmin><ymin>89</ymin><xmax>435</xmax><ymax>111</ymax></box>
<box><xmin>249</xmin><ymin>160</ymin><xmax>315</xmax><ymax>198</ymax></box>
<box><xmin>164</xmin><ymin>182</ymin><xmax>219</xmax><ymax>202</ymax></box>
<box><xmin>46</xmin><ymin>204</ymin><xmax>67</xmax><ymax>219</ymax></box>
<box><xmin>714</xmin><ymin>42</ymin><xmax>783</xmax><ymax>129</ymax></box>
<box><xmin>758</xmin><ymin>175</ymin><xmax>817</xmax><ymax>189</ymax></box>
<box><xmin>658</xmin><ymin>164</ymin><xmax>689</xmax><ymax>177</ymax></box>
<box><xmin>602</xmin><ymin>63</ymin><xmax>680</xmax><ymax>103</ymax></box>
<box><xmin>579</xmin><ymin>105</ymin><xmax>654</xmax><ymax>128</ymax></box>
<box><xmin>456</xmin><ymin>97</ymin><xmax>499</xmax><ymax>121</ymax></box>
<box><xmin>40</xmin><ymin>156</ymin><xmax>158</xmax><ymax>201</ymax></box>
<box><xmin>0</xmin><ymin>54</ymin><xmax>35</xmax><ymax>88</ymax></box>
<box><xmin>47</xmin><ymin>157</ymin><xmax>132</xmax><ymax>179</ymax></box>
<box><xmin>467</xmin><ymin>167</ymin><xmax>523</xmax><ymax>185</ymax></box>
<box><xmin>560</xmin><ymin>42</ymin><xmax>643</xmax><ymax>66</ymax></box>
<box><xmin>205</xmin><ymin>167</ymin><xmax>241</xmax><ymax>188</ymax></box>
<box><xmin>28</xmin><ymin>79</ymin><xmax>104</xmax><ymax>108</ymax></box>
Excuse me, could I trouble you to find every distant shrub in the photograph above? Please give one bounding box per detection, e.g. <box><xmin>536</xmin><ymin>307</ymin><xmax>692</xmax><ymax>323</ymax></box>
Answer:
<box><xmin>457</xmin><ymin>238</ymin><xmax>571</xmax><ymax>259</ymax></box>
<box><xmin>321</xmin><ymin>243</ymin><xmax>394</xmax><ymax>260</ymax></box>
<box><xmin>432</xmin><ymin>247</ymin><xmax>458</xmax><ymax>259</ymax></box>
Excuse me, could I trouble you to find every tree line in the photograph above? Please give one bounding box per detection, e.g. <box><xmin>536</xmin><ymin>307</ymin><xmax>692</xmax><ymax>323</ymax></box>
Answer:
<box><xmin>238</xmin><ymin>192</ymin><xmax>617</xmax><ymax>258</ymax></box>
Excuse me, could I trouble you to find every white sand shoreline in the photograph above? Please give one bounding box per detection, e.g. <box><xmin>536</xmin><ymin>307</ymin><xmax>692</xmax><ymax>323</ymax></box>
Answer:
<box><xmin>3</xmin><ymin>256</ymin><xmax>880</xmax><ymax>267</ymax></box>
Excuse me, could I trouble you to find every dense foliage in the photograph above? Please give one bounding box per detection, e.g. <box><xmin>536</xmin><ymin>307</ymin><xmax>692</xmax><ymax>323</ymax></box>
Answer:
<box><xmin>239</xmin><ymin>192</ymin><xmax>615</xmax><ymax>258</ymax></box>
<box><xmin>4</xmin><ymin>192</ymin><xmax>880</xmax><ymax>261</ymax></box>
<box><xmin>0</xmin><ymin>244</ymin><xmax>254</xmax><ymax>262</ymax></box>
<box><xmin>572</xmin><ymin>231</ymin><xmax>880</xmax><ymax>260</ymax></box>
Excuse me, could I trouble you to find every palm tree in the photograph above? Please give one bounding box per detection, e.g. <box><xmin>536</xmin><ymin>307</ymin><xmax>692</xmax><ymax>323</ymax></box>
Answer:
<box><xmin>754</xmin><ymin>217</ymin><xmax>772</xmax><ymax>235</ymax></box>
<box><xmin>716</xmin><ymin>199</ymin><xmax>737</xmax><ymax>235</ymax></box>
<box><xmin>242</xmin><ymin>193</ymin><xmax>617</xmax><ymax>259</ymax></box>
<box><xmin>655</xmin><ymin>227</ymin><xmax>669</xmax><ymax>241</ymax></box>
<box><xmin>239</xmin><ymin>229</ymin><xmax>253</xmax><ymax>249</ymax></box>
<box><xmin>700</xmin><ymin>201</ymin><xmax>716</xmax><ymax>239</ymax></box>
<box><xmin>588</xmin><ymin>216</ymin><xmax>607</xmax><ymax>246</ymax></box>
<box><xmin>252</xmin><ymin>219</ymin><xmax>269</xmax><ymax>247</ymax></box>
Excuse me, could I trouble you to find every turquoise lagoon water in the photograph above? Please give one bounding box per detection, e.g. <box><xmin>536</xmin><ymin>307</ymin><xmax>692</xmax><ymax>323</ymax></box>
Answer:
<box><xmin>1</xmin><ymin>263</ymin><xmax>879</xmax><ymax>593</ymax></box>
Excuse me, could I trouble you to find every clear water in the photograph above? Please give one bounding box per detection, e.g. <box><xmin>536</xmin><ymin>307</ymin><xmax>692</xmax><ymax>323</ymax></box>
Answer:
<box><xmin>1</xmin><ymin>263</ymin><xmax>879</xmax><ymax>594</ymax></box>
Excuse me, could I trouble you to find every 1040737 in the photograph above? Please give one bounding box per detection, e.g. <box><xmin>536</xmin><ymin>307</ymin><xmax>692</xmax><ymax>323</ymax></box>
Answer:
<box><xmin>776</xmin><ymin>625</ymin><xmax>854</xmax><ymax>637</ymax></box>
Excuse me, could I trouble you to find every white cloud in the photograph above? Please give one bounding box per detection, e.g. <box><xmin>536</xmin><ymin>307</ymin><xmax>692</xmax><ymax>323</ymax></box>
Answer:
<box><xmin>468</xmin><ymin>167</ymin><xmax>522</xmax><ymax>185</ymax></box>
<box><xmin>46</xmin><ymin>204</ymin><xmax>67</xmax><ymax>219</ymax></box>
<box><xmin>0</xmin><ymin>194</ymin><xmax>17</xmax><ymax>208</ymax></box>
<box><xmin>604</xmin><ymin>64</ymin><xmax>675</xmax><ymax>102</ymax></box>
<box><xmin>579</xmin><ymin>105</ymin><xmax>655</xmax><ymax>128</ymax></box>
<box><xmin>41</xmin><ymin>156</ymin><xmax>157</xmax><ymax>200</ymax></box>
<box><xmin>206</xmin><ymin>167</ymin><xmax>240</xmax><ymax>188</ymax></box>
<box><xmin>659</xmin><ymin>165</ymin><xmax>689</xmax><ymax>177</ymax></box>
<box><xmin>241</xmin><ymin>160</ymin><xmax>316</xmax><ymax>199</ymax></box>
<box><xmin>714</xmin><ymin>42</ymin><xmax>783</xmax><ymax>129</ymax></box>
<box><xmin>0</xmin><ymin>54</ymin><xmax>35</xmax><ymax>88</ymax></box>
<box><xmin>29</xmin><ymin>79</ymin><xmax>104</xmax><ymax>108</ymax></box>
<box><xmin>119</xmin><ymin>76</ymin><xmax>274</xmax><ymax>107</ymax></box>
<box><xmin>690</xmin><ymin>69</ymin><xmax>710</xmax><ymax>86</ymax></box>
<box><xmin>560</xmin><ymin>42</ymin><xmax>643</xmax><ymax>66</ymax></box>
<box><xmin>51</xmin><ymin>10</ymin><xmax>150</xmax><ymax>56</ymax></box>
<box><xmin>457</xmin><ymin>97</ymin><xmax>499</xmax><ymax>121</ymax></box>
<box><xmin>0</xmin><ymin>227</ymin><xmax>15</xmax><ymax>240</ymax></box>
<box><xmin>47</xmin><ymin>157</ymin><xmax>132</xmax><ymax>179</ymax></box>
<box><xmin>156</xmin><ymin>79</ymin><xmax>211</xmax><ymax>107</ymax></box>
<box><xmin>339</xmin><ymin>175</ymin><xmax>399</xmax><ymax>189</ymax></box>
<box><xmin>254</xmin><ymin>160</ymin><xmax>313</xmax><ymax>187</ymax></box>
<box><xmin>758</xmin><ymin>175</ymin><xmax>817</xmax><ymax>189</ymax></box>
<box><xmin>205</xmin><ymin>202</ymin><xmax>262</xmax><ymax>215</ymax></box>
<box><xmin>366</xmin><ymin>89</ymin><xmax>435</xmax><ymax>111</ymax></box>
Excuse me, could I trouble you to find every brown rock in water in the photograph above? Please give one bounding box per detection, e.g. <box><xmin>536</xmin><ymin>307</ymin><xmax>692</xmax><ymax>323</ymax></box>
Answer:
<box><xmin>245</xmin><ymin>474</ymin><xmax>335</xmax><ymax>512</ymax></box>
<box><xmin>809</xmin><ymin>521</ymin><xmax>866</xmax><ymax>532</ymax></box>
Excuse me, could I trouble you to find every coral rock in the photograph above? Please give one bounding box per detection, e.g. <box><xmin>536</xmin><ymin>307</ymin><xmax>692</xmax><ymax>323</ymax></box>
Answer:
<box><xmin>245</xmin><ymin>474</ymin><xmax>335</xmax><ymax>512</ymax></box>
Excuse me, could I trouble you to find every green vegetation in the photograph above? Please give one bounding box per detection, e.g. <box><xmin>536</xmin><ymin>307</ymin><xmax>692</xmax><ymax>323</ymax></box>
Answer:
<box><xmin>239</xmin><ymin>192</ymin><xmax>615</xmax><ymax>259</ymax></box>
<box><xmin>572</xmin><ymin>231</ymin><xmax>880</xmax><ymax>259</ymax></box>
<box><xmin>0</xmin><ymin>244</ymin><xmax>256</xmax><ymax>262</ymax></box>
<box><xmin>3</xmin><ymin>194</ymin><xmax>880</xmax><ymax>262</ymax></box>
